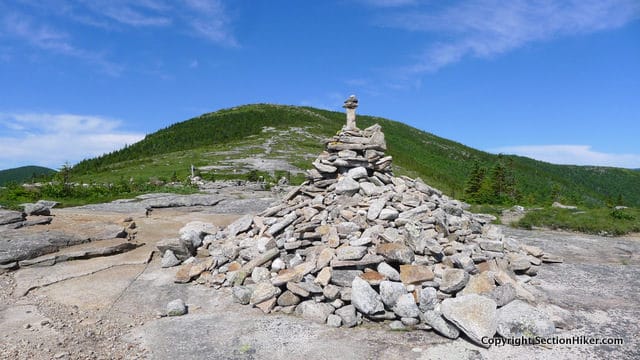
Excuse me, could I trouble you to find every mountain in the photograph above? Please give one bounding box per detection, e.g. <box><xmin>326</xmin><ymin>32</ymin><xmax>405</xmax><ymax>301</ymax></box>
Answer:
<box><xmin>72</xmin><ymin>104</ymin><xmax>640</xmax><ymax>207</ymax></box>
<box><xmin>0</xmin><ymin>165</ymin><xmax>57</xmax><ymax>186</ymax></box>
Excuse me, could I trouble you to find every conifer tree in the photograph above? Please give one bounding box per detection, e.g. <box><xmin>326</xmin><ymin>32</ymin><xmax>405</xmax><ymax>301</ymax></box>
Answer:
<box><xmin>464</xmin><ymin>160</ymin><xmax>486</xmax><ymax>201</ymax></box>
<box><xmin>490</xmin><ymin>157</ymin><xmax>507</xmax><ymax>201</ymax></box>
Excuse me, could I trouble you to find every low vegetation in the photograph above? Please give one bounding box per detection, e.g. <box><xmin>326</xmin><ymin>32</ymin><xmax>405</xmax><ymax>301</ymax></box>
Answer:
<box><xmin>515</xmin><ymin>207</ymin><xmax>640</xmax><ymax>236</ymax></box>
<box><xmin>468</xmin><ymin>204</ymin><xmax>506</xmax><ymax>222</ymax></box>
<box><xmin>0</xmin><ymin>165</ymin><xmax>197</xmax><ymax>209</ymax></box>
<box><xmin>0</xmin><ymin>180</ymin><xmax>198</xmax><ymax>209</ymax></box>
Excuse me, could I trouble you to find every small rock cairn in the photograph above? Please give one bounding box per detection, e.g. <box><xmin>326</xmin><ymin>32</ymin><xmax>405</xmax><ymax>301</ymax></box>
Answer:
<box><xmin>162</xmin><ymin>95</ymin><xmax>562</xmax><ymax>346</ymax></box>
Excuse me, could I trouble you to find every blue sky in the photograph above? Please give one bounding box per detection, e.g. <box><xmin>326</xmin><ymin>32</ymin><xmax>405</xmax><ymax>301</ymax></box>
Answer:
<box><xmin>0</xmin><ymin>0</ymin><xmax>639</xmax><ymax>170</ymax></box>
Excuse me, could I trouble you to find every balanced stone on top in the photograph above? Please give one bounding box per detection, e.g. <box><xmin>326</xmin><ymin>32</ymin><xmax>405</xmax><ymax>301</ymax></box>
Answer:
<box><xmin>343</xmin><ymin>95</ymin><xmax>359</xmax><ymax>130</ymax></box>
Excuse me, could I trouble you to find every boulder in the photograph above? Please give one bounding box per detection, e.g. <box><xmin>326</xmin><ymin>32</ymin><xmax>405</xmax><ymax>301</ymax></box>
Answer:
<box><xmin>418</xmin><ymin>287</ymin><xmax>438</xmax><ymax>311</ymax></box>
<box><xmin>327</xmin><ymin>314</ymin><xmax>342</xmax><ymax>328</ymax></box>
<box><xmin>335</xmin><ymin>304</ymin><xmax>358</xmax><ymax>328</ymax></box>
<box><xmin>23</xmin><ymin>200</ymin><xmax>57</xmax><ymax>216</ymax></box>
<box><xmin>440</xmin><ymin>268</ymin><xmax>470</xmax><ymax>293</ymax></box>
<box><xmin>441</xmin><ymin>294</ymin><xmax>498</xmax><ymax>347</ymax></box>
<box><xmin>377</xmin><ymin>262</ymin><xmax>400</xmax><ymax>281</ymax></box>
<box><xmin>277</xmin><ymin>291</ymin><xmax>301</xmax><ymax>307</ymax></box>
<box><xmin>379</xmin><ymin>281</ymin><xmax>406</xmax><ymax>308</ymax></box>
<box><xmin>232</xmin><ymin>286</ymin><xmax>253</xmax><ymax>305</ymax></box>
<box><xmin>347</xmin><ymin>166</ymin><xmax>368</xmax><ymax>179</ymax></box>
<box><xmin>460</xmin><ymin>272</ymin><xmax>496</xmax><ymax>296</ymax></box>
<box><xmin>336</xmin><ymin>246</ymin><xmax>368</xmax><ymax>261</ymax></box>
<box><xmin>496</xmin><ymin>300</ymin><xmax>555</xmax><ymax>338</ymax></box>
<box><xmin>367</xmin><ymin>197</ymin><xmax>387</xmax><ymax>221</ymax></box>
<box><xmin>295</xmin><ymin>301</ymin><xmax>335</xmax><ymax>324</ymax></box>
<box><xmin>331</xmin><ymin>270</ymin><xmax>363</xmax><ymax>287</ymax></box>
<box><xmin>157</xmin><ymin>238</ymin><xmax>195</xmax><ymax>261</ymax></box>
<box><xmin>376</xmin><ymin>243</ymin><xmax>414</xmax><ymax>264</ymax></box>
<box><xmin>250</xmin><ymin>282</ymin><xmax>281</xmax><ymax>305</ymax></box>
<box><xmin>399</xmin><ymin>265</ymin><xmax>434</xmax><ymax>284</ymax></box>
<box><xmin>392</xmin><ymin>293</ymin><xmax>420</xmax><ymax>318</ymax></box>
<box><xmin>226</xmin><ymin>215</ymin><xmax>253</xmax><ymax>237</ymax></box>
<box><xmin>420</xmin><ymin>310</ymin><xmax>460</xmax><ymax>339</ymax></box>
<box><xmin>167</xmin><ymin>299</ymin><xmax>187</xmax><ymax>316</ymax></box>
<box><xmin>335</xmin><ymin>177</ymin><xmax>360</xmax><ymax>195</ymax></box>
<box><xmin>378</xmin><ymin>208</ymin><xmax>399</xmax><ymax>220</ymax></box>
<box><xmin>161</xmin><ymin>250</ymin><xmax>181</xmax><ymax>268</ymax></box>
<box><xmin>179</xmin><ymin>221</ymin><xmax>218</xmax><ymax>248</ymax></box>
<box><xmin>351</xmin><ymin>276</ymin><xmax>384</xmax><ymax>315</ymax></box>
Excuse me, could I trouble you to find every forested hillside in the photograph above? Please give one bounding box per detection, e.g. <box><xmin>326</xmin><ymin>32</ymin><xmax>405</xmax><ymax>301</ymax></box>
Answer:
<box><xmin>0</xmin><ymin>165</ymin><xmax>56</xmax><ymax>186</ymax></box>
<box><xmin>71</xmin><ymin>104</ymin><xmax>640</xmax><ymax>207</ymax></box>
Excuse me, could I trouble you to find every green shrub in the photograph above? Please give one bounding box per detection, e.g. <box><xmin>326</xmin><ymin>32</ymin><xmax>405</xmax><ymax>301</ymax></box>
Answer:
<box><xmin>515</xmin><ymin>207</ymin><xmax>640</xmax><ymax>236</ymax></box>
<box><xmin>610</xmin><ymin>208</ymin><xmax>635</xmax><ymax>220</ymax></box>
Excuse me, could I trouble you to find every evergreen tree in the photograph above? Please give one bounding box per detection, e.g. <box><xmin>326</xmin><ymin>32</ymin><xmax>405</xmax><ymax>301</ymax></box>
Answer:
<box><xmin>464</xmin><ymin>160</ymin><xmax>485</xmax><ymax>201</ymax></box>
<box><xmin>490</xmin><ymin>157</ymin><xmax>507</xmax><ymax>202</ymax></box>
<box><xmin>550</xmin><ymin>183</ymin><xmax>562</xmax><ymax>203</ymax></box>
<box><xmin>57</xmin><ymin>162</ymin><xmax>72</xmax><ymax>196</ymax></box>
<box><xmin>504</xmin><ymin>157</ymin><xmax>518</xmax><ymax>201</ymax></box>
<box><xmin>476</xmin><ymin>177</ymin><xmax>496</xmax><ymax>204</ymax></box>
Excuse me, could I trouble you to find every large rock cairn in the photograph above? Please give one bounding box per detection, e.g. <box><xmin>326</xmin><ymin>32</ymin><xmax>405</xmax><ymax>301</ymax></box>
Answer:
<box><xmin>164</xmin><ymin>96</ymin><xmax>562</xmax><ymax>346</ymax></box>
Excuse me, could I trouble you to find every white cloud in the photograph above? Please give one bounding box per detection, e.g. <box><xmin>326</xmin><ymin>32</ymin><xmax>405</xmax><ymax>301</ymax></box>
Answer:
<box><xmin>491</xmin><ymin>144</ymin><xmax>640</xmax><ymax>168</ymax></box>
<box><xmin>95</xmin><ymin>5</ymin><xmax>172</xmax><ymax>27</ymax></box>
<box><xmin>0</xmin><ymin>0</ymin><xmax>238</xmax><ymax>74</ymax></box>
<box><xmin>182</xmin><ymin>0</ymin><xmax>238</xmax><ymax>46</ymax></box>
<box><xmin>76</xmin><ymin>0</ymin><xmax>172</xmax><ymax>27</ymax></box>
<box><xmin>376</xmin><ymin>0</ymin><xmax>640</xmax><ymax>73</ymax></box>
<box><xmin>0</xmin><ymin>113</ymin><xmax>145</xmax><ymax>170</ymax></box>
<box><xmin>1</xmin><ymin>12</ymin><xmax>123</xmax><ymax>75</ymax></box>
<box><xmin>76</xmin><ymin>0</ymin><xmax>238</xmax><ymax>46</ymax></box>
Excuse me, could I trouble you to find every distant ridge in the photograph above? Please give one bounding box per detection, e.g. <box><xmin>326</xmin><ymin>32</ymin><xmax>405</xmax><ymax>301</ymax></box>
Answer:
<box><xmin>71</xmin><ymin>104</ymin><xmax>640</xmax><ymax>207</ymax></box>
<box><xmin>0</xmin><ymin>165</ymin><xmax>56</xmax><ymax>186</ymax></box>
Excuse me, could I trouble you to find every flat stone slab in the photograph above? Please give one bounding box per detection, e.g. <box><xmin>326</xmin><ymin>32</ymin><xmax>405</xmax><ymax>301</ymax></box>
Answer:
<box><xmin>0</xmin><ymin>230</ymin><xmax>86</xmax><ymax>265</ymax></box>
<box><xmin>330</xmin><ymin>255</ymin><xmax>384</xmax><ymax>268</ymax></box>
<box><xmin>13</xmin><ymin>243</ymin><xmax>153</xmax><ymax>296</ymax></box>
<box><xmin>0</xmin><ymin>209</ymin><xmax>25</xmax><ymax>225</ymax></box>
<box><xmin>18</xmin><ymin>242</ymin><xmax>143</xmax><ymax>267</ymax></box>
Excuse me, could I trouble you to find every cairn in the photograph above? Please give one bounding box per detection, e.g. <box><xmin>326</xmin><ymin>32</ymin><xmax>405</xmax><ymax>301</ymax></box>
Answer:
<box><xmin>161</xmin><ymin>95</ymin><xmax>562</xmax><ymax>346</ymax></box>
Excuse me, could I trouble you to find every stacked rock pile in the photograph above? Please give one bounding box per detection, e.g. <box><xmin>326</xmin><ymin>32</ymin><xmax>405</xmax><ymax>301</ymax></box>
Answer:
<box><xmin>160</xmin><ymin>118</ymin><xmax>563</xmax><ymax>346</ymax></box>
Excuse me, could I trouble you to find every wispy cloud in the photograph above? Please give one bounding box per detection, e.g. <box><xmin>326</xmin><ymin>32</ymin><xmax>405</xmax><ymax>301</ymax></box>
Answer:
<box><xmin>491</xmin><ymin>144</ymin><xmax>640</xmax><ymax>168</ymax></box>
<box><xmin>89</xmin><ymin>4</ymin><xmax>172</xmax><ymax>27</ymax></box>
<box><xmin>182</xmin><ymin>0</ymin><xmax>238</xmax><ymax>46</ymax></box>
<box><xmin>0</xmin><ymin>113</ymin><xmax>144</xmax><ymax>169</ymax></box>
<box><xmin>357</xmin><ymin>0</ymin><xmax>417</xmax><ymax>7</ymax></box>
<box><xmin>0</xmin><ymin>0</ymin><xmax>238</xmax><ymax>74</ymax></box>
<box><xmin>1</xmin><ymin>12</ymin><xmax>123</xmax><ymax>75</ymax></box>
<box><xmin>76</xmin><ymin>0</ymin><xmax>238</xmax><ymax>46</ymax></box>
<box><xmin>371</xmin><ymin>0</ymin><xmax>640</xmax><ymax>73</ymax></box>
